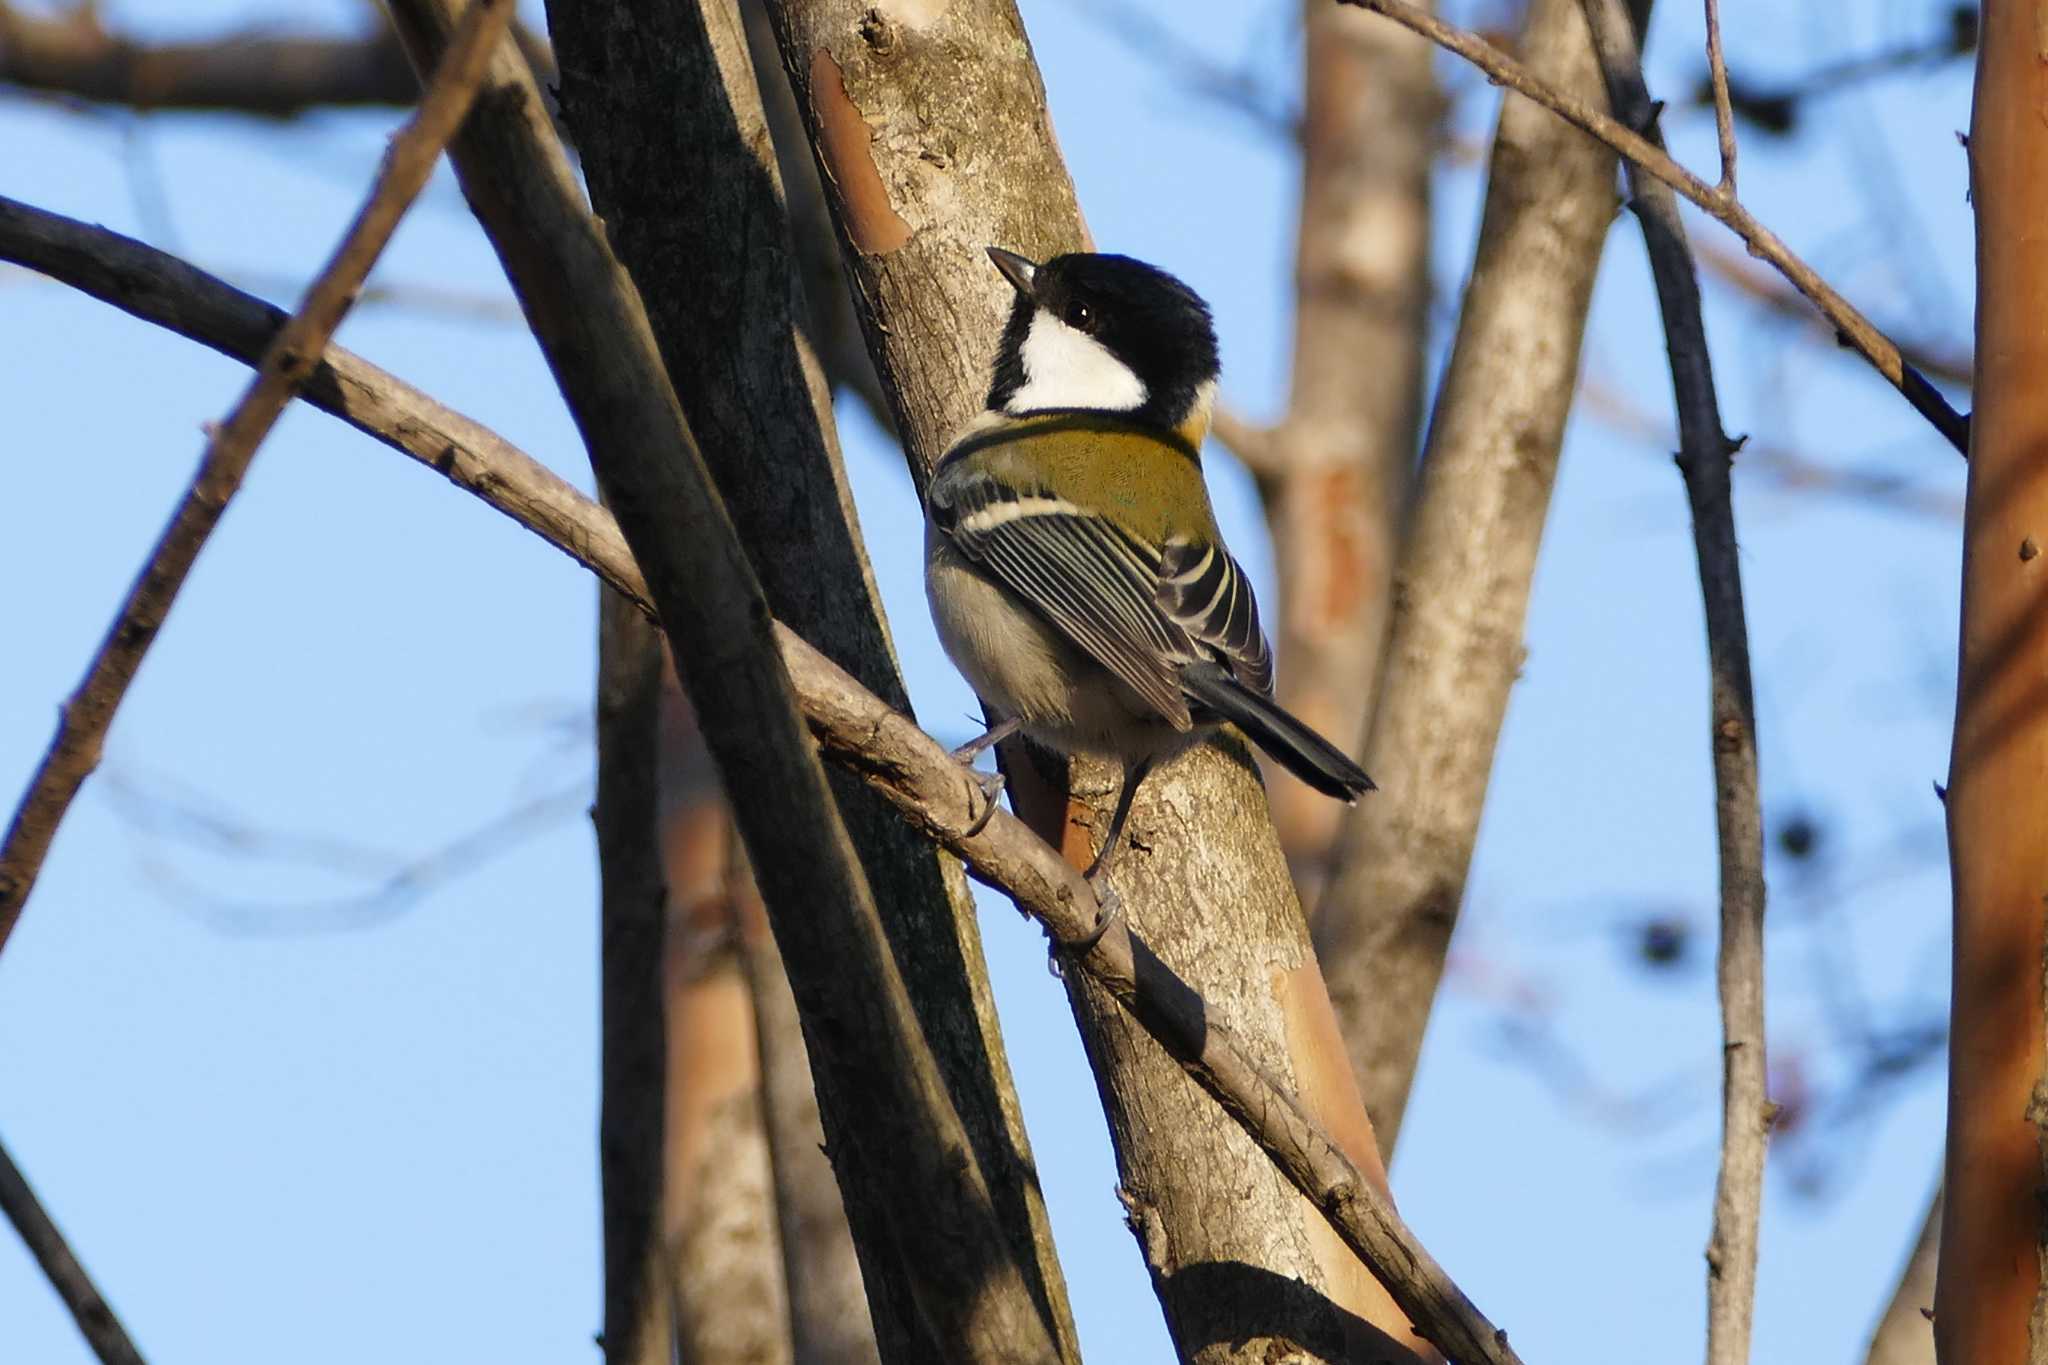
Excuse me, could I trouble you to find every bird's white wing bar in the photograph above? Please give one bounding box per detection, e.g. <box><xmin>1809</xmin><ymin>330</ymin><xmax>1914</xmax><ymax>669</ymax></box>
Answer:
<box><xmin>931</xmin><ymin>467</ymin><xmax>1194</xmax><ymax>727</ymax></box>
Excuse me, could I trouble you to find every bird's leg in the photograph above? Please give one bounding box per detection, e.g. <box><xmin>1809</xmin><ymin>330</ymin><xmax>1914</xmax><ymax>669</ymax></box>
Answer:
<box><xmin>952</xmin><ymin>715</ymin><xmax>1021</xmax><ymax>837</ymax></box>
<box><xmin>1084</xmin><ymin>756</ymin><xmax>1152</xmax><ymax>881</ymax></box>
<box><xmin>951</xmin><ymin>714</ymin><xmax>1022</xmax><ymax>765</ymax></box>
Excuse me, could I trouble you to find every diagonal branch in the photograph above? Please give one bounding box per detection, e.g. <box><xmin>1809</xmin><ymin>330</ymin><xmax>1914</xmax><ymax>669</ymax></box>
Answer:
<box><xmin>0</xmin><ymin>0</ymin><xmax>517</xmax><ymax>958</ymax></box>
<box><xmin>0</xmin><ymin>1134</ymin><xmax>144</xmax><ymax>1365</ymax></box>
<box><xmin>0</xmin><ymin>198</ymin><xmax>1523</xmax><ymax>1365</ymax></box>
<box><xmin>1338</xmin><ymin>0</ymin><xmax>1969</xmax><ymax>454</ymax></box>
<box><xmin>1575</xmin><ymin>3</ymin><xmax>1768</xmax><ymax>1362</ymax></box>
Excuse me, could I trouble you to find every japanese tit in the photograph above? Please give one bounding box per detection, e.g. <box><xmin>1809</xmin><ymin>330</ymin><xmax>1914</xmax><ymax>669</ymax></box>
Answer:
<box><xmin>924</xmin><ymin>247</ymin><xmax>1374</xmax><ymax>882</ymax></box>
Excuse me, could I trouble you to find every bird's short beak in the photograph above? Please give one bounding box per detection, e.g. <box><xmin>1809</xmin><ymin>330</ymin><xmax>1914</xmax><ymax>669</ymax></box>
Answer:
<box><xmin>986</xmin><ymin>247</ymin><xmax>1038</xmax><ymax>298</ymax></box>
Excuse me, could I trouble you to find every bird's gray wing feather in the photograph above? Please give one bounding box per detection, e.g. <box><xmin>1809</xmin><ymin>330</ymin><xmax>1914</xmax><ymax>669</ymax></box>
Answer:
<box><xmin>930</xmin><ymin>466</ymin><xmax>1194</xmax><ymax>728</ymax></box>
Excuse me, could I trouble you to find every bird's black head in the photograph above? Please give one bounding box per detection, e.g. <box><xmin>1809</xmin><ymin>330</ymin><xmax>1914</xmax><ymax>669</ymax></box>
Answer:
<box><xmin>983</xmin><ymin>248</ymin><xmax>1220</xmax><ymax>432</ymax></box>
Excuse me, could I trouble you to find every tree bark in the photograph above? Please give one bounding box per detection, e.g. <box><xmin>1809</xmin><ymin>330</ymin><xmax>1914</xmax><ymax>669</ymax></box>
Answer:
<box><xmin>1313</xmin><ymin>0</ymin><xmax>1622</xmax><ymax>1152</ymax></box>
<box><xmin>758</xmin><ymin>3</ymin><xmax>1433</xmax><ymax>1358</ymax></box>
<box><xmin>739</xmin><ymin>870</ymin><xmax>883</xmax><ymax>1365</ymax></box>
<box><xmin>543</xmin><ymin>0</ymin><xmax>1076</xmax><ymax>1356</ymax></box>
<box><xmin>1937</xmin><ymin>6</ymin><xmax>2048</xmax><ymax>1357</ymax></box>
<box><xmin>655</xmin><ymin>676</ymin><xmax>795</xmax><ymax>1365</ymax></box>
<box><xmin>595</xmin><ymin>587</ymin><xmax>673</xmax><ymax>1365</ymax></box>
<box><xmin>1265</xmin><ymin>0</ymin><xmax>1435</xmax><ymax>892</ymax></box>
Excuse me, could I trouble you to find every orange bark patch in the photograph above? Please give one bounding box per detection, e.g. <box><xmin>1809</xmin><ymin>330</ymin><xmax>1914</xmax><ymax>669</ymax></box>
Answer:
<box><xmin>1311</xmin><ymin>465</ymin><xmax>1376</xmax><ymax>625</ymax></box>
<box><xmin>808</xmin><ymin>51</ymin><xmax>911</xmax><ymax>254</ymax></box>
<box><xmin>1271</xmin><ymin>962</ymin><xmax>1442</xmax><ymax>1363</ymax></box>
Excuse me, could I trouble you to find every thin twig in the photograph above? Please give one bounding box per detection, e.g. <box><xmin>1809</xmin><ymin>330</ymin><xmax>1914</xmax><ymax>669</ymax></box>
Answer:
<box><xmin>1337</xmin><ymin>0</ymin><xmax>1969</xmax><ymax>454</ymax></box>
<box><xmin>1703</xmin><ymin>0</ymin><xmax>1736</xmax><ymax>195</ymax></box>
<box><xmin>1576</xmin><ymin>2</ymin><xmax>1768</xmax><ymax>1362</ymax></box>
<box><xmin>0</xmin><ymin>0</ymin><xmax>516</xmax><ymax>958</ymax></box>
<box><xmin>0</xmin><ymin>1134</ymin><xmax>144</xmax><ymax>1365</ymax></box>
<box><xmin>0</xmin><ymin>202</ymin><xmax>1522</xmax><ymax>1365</ymax></box>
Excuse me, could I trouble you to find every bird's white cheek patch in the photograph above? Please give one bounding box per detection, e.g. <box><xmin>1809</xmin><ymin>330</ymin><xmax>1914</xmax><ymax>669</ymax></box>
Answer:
<box><xmin>1006</xmin><ymin>311</ymin><xmax>1148</xmax><ymax>413</ymax></box>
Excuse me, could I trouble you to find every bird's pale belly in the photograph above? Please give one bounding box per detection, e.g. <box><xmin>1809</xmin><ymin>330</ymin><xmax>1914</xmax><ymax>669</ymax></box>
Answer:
<box><xmin>925</xmin><ymin>533</ymin><xmax>1196</xmax><ymax>764</ymax></box>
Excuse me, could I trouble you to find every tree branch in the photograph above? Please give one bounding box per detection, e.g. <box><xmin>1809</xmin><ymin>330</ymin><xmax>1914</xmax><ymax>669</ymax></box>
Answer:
<box><xmin>0</xmin><ymin>2</ymin><xmax>554</xmax><ymax>117</ymax></box>
<box><xmin>1575</xmin><ymin>4</ymin><xmax>1767</xmax><ymax>1361</ymax></box>
<box><xmin>542</xmin><ymin>0</ymin><xmax>1076</xmax><ymax>1348</ymax></box>
<box><xmin>0</xmin><ymin>0</ymin><xmax>516</xmax><ymax>958</ymax></box>
<box><xmin>1338</xmin><ymin>0</ymin><xmax>1969</xmax><ymax>454</ymax></box>
<box><xmin>0</xmin><ymin>197</ymin><xmax>1522</xmax><ymax>1365</ymax></box>
<box><xmin>0</xmin><ymin>1133</ymin><xmax>144</xmax><ymax>1365</ymax></box>
<box><xmin>1702</xmin><ymin>0</ymin><xmax>1735</xmax><ymax>195</ymax></box>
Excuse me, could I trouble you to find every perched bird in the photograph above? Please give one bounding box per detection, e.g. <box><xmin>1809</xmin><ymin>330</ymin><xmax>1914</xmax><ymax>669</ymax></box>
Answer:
<box><xmin>924</xmin><ymin>247</ymin><xmax>1374</xmax><ymax>898</ymax></box>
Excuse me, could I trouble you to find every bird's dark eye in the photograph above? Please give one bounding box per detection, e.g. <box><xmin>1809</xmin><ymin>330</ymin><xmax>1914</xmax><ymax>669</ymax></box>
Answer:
<box><xmin>1064</xmin><ymin>300</ymin><xmax>1093</xmax><ymax>330</ymax></box>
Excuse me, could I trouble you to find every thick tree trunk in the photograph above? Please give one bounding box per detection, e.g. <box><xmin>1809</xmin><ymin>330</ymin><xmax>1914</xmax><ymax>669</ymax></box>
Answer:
<box><xmin>1313</xmin><ymin>0</ymin><xmax>1622</xmax><ymax>1152</ymax></box>
<box><xmin>758</xmin><ymin>3</ymin><xmax>1434</xmax><ymax>1358</ymax></box>
<box><xmin>1937</xmin><ymin>7</ymin><xmax>2048</xmax><ymax>1357</ymax></box>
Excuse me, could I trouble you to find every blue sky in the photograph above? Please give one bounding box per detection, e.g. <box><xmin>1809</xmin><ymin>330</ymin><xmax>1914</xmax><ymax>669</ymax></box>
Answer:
<box><xmin>0</xmin><ymin>1</ymin><xmax>1971</xmax><ymax>1361</ymax></box>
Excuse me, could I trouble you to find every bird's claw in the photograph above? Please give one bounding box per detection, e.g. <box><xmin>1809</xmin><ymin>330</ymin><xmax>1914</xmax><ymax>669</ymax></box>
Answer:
<box><xmin>961</xmin><ymin>766</ymin><xmax>1006</xmax><ymax>838</ymax></box>
<box><xmin>1064</xmin><ymin>882</ymin><xmax>1123</xmax><ymax>955</ymax></box>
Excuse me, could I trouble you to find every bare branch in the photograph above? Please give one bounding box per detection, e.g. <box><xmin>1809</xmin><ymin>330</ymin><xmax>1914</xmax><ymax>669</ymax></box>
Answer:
<box><xmin>1575</xmin><ymin>3</ymin><xmax>1767</xmax><ymax>1360</ymax></box>
<box><xmin>0</xmin><ymin>1134</ymin><xmax>144</xmax><ymax>1365</ymax></box>
<box><xmin>0</xmin><ymin>198</ymin><xmax>1522</xmax><ymax>1365</ymax></box>
<box><xmin>0</xmin><ymin>2</ymin><xmax>555</xmax><ymax>117</ymax></box>
<box><xmin>0</xmin><ymin>0</ymin><xmax>517</xmax><ymax>958</ymax></box>
<box><xmin>1208</xmin><ymin>404</ymin><xmax>1283</xmax><ymax>486</ymax></box>
<box><xmin>1338</xmin><ymin>0</ymin><xmax>1969</xmax><ymax>454</ymax></box>
<box><xmin>1703</xmin><ymin>0</ymin><xmax>1735</xmax><ymax>195</ymax></box>
<box><xmin>0</xmin><ymin>196</ymin><xmax>646</xmax><ymax>612</ymax></box>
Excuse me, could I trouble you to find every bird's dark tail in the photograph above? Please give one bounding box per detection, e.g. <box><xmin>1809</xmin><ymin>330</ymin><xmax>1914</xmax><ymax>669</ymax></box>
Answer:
<box><xmin>1181</xmin><ymin>662</ymin><xmax>1375</xmax><ymax>802</ymax></box>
